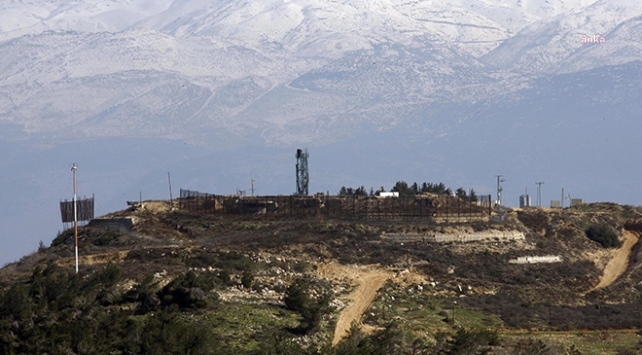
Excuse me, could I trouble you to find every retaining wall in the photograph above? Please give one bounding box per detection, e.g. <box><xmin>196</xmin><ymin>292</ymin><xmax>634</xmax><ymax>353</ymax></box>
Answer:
<box><xmin>509</xmin><ymin>255</ymin><xmax>562</xmax><ymax>264</ymax></box>
<box><xmin>88</xmin><ymin>217</ymin><xmax>136</xmax><ymax>231</ymax></box>
<box><xmin>382</xmin><ymin>230</ymin><xmax>525</xmax><ymax>243</ymax></box>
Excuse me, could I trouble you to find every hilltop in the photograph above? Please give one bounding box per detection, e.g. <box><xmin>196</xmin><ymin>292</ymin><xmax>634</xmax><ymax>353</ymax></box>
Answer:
<box><xmin>2</xmin><ymin>198</ymin><xmax>642</xmax><ymax>353</ymax></box>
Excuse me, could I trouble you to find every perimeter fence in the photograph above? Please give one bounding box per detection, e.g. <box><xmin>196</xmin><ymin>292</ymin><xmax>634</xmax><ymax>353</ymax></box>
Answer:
<box><xmin>179</xmin><ymin>189</ymin><xmax>491</xmax><ymax>222</ymax></box>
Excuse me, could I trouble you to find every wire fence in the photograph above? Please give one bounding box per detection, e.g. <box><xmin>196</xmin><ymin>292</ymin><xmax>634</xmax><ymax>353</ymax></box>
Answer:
<box><xmin>179</xmin><ymin>189</ymin><xmax>491</xmax><ymax>221</ymax></box>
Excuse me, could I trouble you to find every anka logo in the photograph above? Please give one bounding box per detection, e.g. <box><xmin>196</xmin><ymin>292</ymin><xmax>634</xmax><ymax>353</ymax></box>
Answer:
<box><xmin>581</xmin><ymin>35</ymin><xmax>606</xmax><ymax>43</ymax></box>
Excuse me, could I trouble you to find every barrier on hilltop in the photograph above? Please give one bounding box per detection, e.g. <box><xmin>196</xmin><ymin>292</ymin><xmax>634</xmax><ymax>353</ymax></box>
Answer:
<box><xmin>178</xmin><ymin>189</ymin><xmax>492</xmax><ymax>222</ymax></box>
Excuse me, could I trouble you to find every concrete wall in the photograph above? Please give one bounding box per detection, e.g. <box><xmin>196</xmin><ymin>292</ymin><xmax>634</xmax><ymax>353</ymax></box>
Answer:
<box><xmin>509</xmin><ymin>255</ymin><xmax>562</xmax><ymax>264</ymax></box>
<box><xmin>382</xmin><ymin>230</ymin><xmax>525</xmax><ymax>243</ymax></box>
<box><xmin>432</xmin><ymin>231</ymin><xmax>524</xmax><ymax>243</ymax></box>
<box><xmin>88</xmin><ymin>217</ymin><xmax>136</xmax><ymax>231</ymax></box>
<box><xmin>432</xmin><ymin>215</ymin><xmax>490</xmax><ymax>223</ymax></box>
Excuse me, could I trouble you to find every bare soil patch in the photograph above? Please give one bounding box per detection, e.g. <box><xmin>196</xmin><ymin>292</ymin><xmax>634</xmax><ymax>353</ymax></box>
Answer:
<box><xmin>56</xmin><ymin>250</ymin><xmax>129</xmax><ymax>267</ymax></box>
<box><xmin>316</xmin><ymin>263</ymin><xmax>393</xmax><ymax>346</ymax></box>
<box><xmin>587</xmin><ymin>230</ymin><xmax>640</xmax><ymax>293</ymax></box>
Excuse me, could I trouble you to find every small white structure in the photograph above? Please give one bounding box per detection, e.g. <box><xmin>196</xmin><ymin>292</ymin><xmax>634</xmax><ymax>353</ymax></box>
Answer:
<box><xmin>379</xmin><ymin>192</ymin><xmax>399</xmax><ymax>198</ymax></box>
<box><xmin>509</xmin><ymin>255</ymin><xmax>562</xmax><ymax>264</ymax></box>
<box><xmin>382</xmin><ymin>230</ymin><xmax>525</xmax><ymax>243</ymax></box>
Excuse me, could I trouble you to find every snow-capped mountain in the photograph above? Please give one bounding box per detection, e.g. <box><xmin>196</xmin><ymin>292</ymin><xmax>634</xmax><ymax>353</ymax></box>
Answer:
<box><xmin>1</xmin><ymin>0</ymin><xmax>642</xmax><ymax>265</ymax></box>
<box><xmin>1</xmin><ymin>0</ymin><xmax>639</xmax><ymax>144</ymax></box>
<box><xmin>481</xmin><ymin>0</ymin><xmax>642</xmax><ymax>73</ymax></box>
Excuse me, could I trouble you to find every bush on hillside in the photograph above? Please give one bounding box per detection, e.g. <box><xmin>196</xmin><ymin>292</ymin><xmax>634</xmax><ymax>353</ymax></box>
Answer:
<box><xmin>160</xmin><ymin>270</ymin><xmax>217</xmax><ymax>309</ymax></box>
<box><xmin>585</xmin><ymin>223</ymin><xmax>621</xmax><ymax>248</ymax></box>
<box><xmin>284</xmin><ymin>279</ymin><xmax>333</xmax><ymax>333</ymax></box>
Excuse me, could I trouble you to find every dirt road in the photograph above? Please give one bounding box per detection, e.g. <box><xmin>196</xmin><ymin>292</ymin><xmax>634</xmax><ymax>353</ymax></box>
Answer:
<box><xmin>588</xmin><ymin>230</ymin><xmax>640</xmax><ymax>292</ymax></box>
<box><xmin>316</xmin><ymin>263</ymin><xmax>392</xmax><ymax>346</ymax></box>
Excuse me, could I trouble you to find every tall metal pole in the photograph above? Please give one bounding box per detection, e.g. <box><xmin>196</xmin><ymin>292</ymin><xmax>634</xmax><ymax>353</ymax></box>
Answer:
<box><xmin>495</xmin><ymin>175</ymin><xmax>505</xmax><ymax>206</ymax></box>
<box><xmin>561</xmin><ymin>188</ymin><xmax>564</xmax><ymax>208</ymax></box>
<box><xmin>168</xmin><ymin>172</ymin><xmax>173</xmax><ymax>204</ymax></box>
<box><xmin>72</xmin><ymin>163</ymin><xmax>79</xmax><ymax>274</ymax></box>
<box><xmin>536</xmin><ymin>182</ymin><xmax>545</xmax><ymax>207</ymax></box>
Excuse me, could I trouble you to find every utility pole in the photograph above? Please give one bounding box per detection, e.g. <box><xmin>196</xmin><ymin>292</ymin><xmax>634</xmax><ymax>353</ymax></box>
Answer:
<box><xmin>72</xmin><ymin>163</ymin><xmax>79</xmax><ymax>275</ymax></box>
<box><xmin>167</xmin><ymin>172</ymin><xmax>173</xmax><ymax>204</ymax></box>
<box><xmin>251</xmin><ymin>177</ymin><xmax>255</xmax><ymax>197</ymax></box>
<box><xmin>561</xmin><ymin>188</ymin><xmax>564</xmax><ymax>208</ymax></box>
<box><xmin>296</xmin><ymin>149</ymin><xmax>309</xmax><ymax>195</ymax></box>
<box><xmin>536</xmin><ymin>182</ymin><xmax>545</xmax><ymax>207</ymax></box>
<box><xmin>495</xmin><ymin>175</ymin><xmax>505</xmax><ymax>206</ymax></box>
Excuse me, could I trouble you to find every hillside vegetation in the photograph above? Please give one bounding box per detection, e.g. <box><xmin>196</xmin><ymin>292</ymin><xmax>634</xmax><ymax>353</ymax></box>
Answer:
<box><xmin>2</xmin><ymin>200</ymin><xmax>642</xmax><ymax>354</ymax></box>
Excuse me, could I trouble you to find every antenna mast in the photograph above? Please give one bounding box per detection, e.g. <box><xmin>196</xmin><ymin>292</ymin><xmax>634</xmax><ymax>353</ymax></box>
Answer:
<box><xmin>495</xmin><ymin>175</ymin><xmax>505</xmax><ymax>206</ymax></box>
<box><xmin>72</xmin><ymin>163</ymin><xmax>79</xmax><ymax>274</ymax></box>
<box><xmin>536</xmin><ymin>181</ymin><xmax>545</xmax><ymax>207</ymax></box>
<box><xmin>167</xmin><ymin>172</ymin><xmax>173</xmax><ymax>205</ymax></box>
<box><xmin>296</xmin><ymin>149</ymin><xmax>309</xmax><ymax>195</ymax></box>
<box><xmin>561</xmin><ymin>187</ymin><xmax>564</xmax><ymax>208</ymax></box>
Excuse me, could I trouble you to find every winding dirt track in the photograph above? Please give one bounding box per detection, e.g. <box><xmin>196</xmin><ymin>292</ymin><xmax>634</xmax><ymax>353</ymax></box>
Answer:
<box><xmin>588</xmin><ymin>230</ymin><xmax>640</xmax><ymax>293</ymax></box>
<box><xmin>331</xmin><ymin>270</ymin><xmax>391</xmax><ymax>346</ymax></box>
<box><xmin>316</xmin><ymin>263</ymin><xmax>392</xmax><ymax>346</ymax></box>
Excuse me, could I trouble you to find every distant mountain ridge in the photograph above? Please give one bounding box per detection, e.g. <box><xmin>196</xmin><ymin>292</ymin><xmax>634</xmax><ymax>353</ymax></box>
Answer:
<box><xmin>2</xmin><ymin>0</ymin><xmax>640</xmax><ymax>145</ymax></box>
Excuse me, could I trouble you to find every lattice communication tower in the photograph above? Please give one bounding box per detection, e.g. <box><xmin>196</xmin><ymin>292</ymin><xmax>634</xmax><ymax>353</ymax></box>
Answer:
<box><xmin>296</xmin><ymin>149</ymin><xmax>309</xmax><ymax>195</ymax></box>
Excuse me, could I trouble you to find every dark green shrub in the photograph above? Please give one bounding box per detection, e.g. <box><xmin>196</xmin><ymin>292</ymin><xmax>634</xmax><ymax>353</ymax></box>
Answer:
<box><xmin>160</xmin><ymin>271</ymin><xmax>217</xmax><ymax>309</ymax></box>
<box><xmin>218</xmin><ymin>269</ymin><xmax>231</xmax><ymax>284</ymax></box>
<box><xmin>127</xmin><ymin>275</ymin><xmax>160</xmax><ymax>314</ymax></box>
<box><xmin>585</xmin><ymin>224</ymin><xmax>621</xmax><ymax>248</ymax></box>
<box><xmin>511</xmin><ymin>338</ymin><xmax>553</xmax><ymax>355</ymax></box>
<box><xmin>140</xmin><ymin>306</ymin><xmax>214</xmax><ymax>354</ymax></box>
<box><xmin>284</xmin><ymin>279</ymin><xmax>333</xmax><ymax>333</ymax></box>
<box><xmin>445</xmin><ymin>328</ymin><xmax>501</xmax><ymax>354</ymax></box>
<box><xmin>241</xmin><ymin>269</ymin><xmax>253</xmax><ymax>289</ymax></box>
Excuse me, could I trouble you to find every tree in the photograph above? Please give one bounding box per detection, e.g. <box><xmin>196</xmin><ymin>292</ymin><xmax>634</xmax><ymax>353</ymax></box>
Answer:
<box><xmin>585</xmin><ymin>224</ymin><xmax>621</xmax><ymax>248</ymax></box>
<box><xmin>391</xmin><ymin>181</ymin><xmax>415</xmax><ymax>197</ymax></box>
<box><xmin>159</xmin><ymin>271</ymin><xmax>215</xmax><ymax>309</ymax></box>
<box><xmin>129</xmin><ymin>275</ymin><xmax>160</xmax><ymax>314</ymax></box>
<box><xmin>241</xmin><ymin>269</ymin><xmax>253</xmax><ymax>289</ymax></box>
<box><xmin>469</xmin><ymin>188</ymin><xmax>478</xmax><ymax>202</ymax></box>
<box><xmin>339</xmin><ymin>186</ymin><xmax>368</xmax><ymax>196</ymax></box>
<box><xmin>445</xmin><ymin>328</ymin><xmax>501</xmax><ymax>355</ymax></box>
<box><xmin>455</xmin><ymin>187</ymin><xmax>467</xmax><ymax>199</ymax></box>
<box><xmin>284</xmin><ymin>279</ymin><xmax>333</xmax><ymax>333</ymax></box>
<box><xmin>218</xmin><ymin>269</ymin><xmax>231</xmax><ymax>284</ymax></box>
<box><xmin>354</xmin><ymin>186</ymin><xmax>368</xmax><ymax>196</ymax></box>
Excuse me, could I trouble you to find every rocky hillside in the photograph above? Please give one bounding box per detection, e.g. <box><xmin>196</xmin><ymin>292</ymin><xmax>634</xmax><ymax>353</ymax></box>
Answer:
<box><xmin>2</xmin><ymin>200</ymin><xmax>642</xmax><ymax>354</ymax></box>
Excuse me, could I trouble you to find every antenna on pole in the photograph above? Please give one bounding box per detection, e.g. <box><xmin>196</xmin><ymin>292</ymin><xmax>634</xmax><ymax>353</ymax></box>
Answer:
<box><xmin>495</xmin><ymin>175</ymin><xmax>505</xmax><ymax>206</ymax></box>
<box><xmin>535</xmin><ymin>181</ymin><xmax>545</xmax><ymax>207</ymax></box>
<box><xmin>561</xmin><ymin>187</ymin><xmax>564</xmax><ymax>208</ymax></box>
<box><xmin>71</xmin><ymin>163</ymin><xmax>79</xmax><ymax>275</ymax></box>
<box><xmin>167</xmin><ymin>172</ymin><xmax>173</xmax><ymax>205</ymax></box>
<box><xmin>296</xmin><ymin>149</ymin><xmax>309</xmax><ymax>196</ymax></box>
